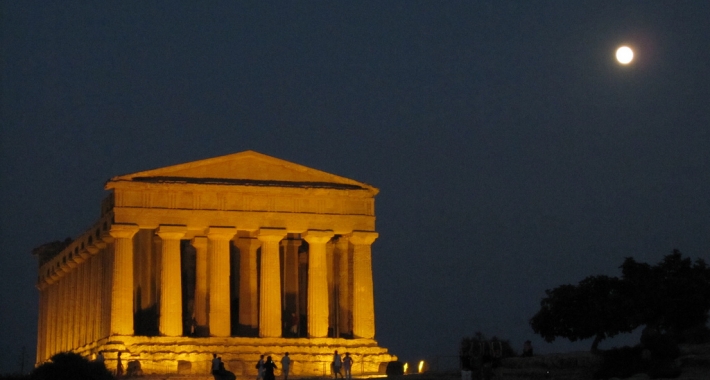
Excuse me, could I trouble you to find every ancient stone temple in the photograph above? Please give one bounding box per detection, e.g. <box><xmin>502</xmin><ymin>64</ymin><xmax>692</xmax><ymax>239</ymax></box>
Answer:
<box><xmin>33</xmin><ymin>151</ymin><xmax>396</xmax><ymax>376</ymax></box>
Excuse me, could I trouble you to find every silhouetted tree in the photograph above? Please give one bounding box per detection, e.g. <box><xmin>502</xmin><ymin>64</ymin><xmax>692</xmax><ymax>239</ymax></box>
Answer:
<box><xmin>621</xmin><ymin>249</ymin><xmax>710</xmax><ymax>336</ymax></box>
<box><xmin>529</xmin><ymin>250</ymin><xmax>710</xmax><ymax>351</ymax></box>
<box><xmin>530</xmin><ymin>275</ymin><xmax>633</xmax><ymax>351</ymax></box>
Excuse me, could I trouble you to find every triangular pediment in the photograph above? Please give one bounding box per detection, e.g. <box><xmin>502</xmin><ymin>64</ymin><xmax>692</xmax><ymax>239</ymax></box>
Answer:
<box><xmin>106</xmin><ymin>150</ymin><xmax>377</xmax><ymax>193</ymax></box>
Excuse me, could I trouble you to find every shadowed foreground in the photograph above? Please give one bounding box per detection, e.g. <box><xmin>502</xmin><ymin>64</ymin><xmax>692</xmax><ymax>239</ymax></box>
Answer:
<box><xmin>408</xmin><ymin>344</ymin><xmax>710</xmax><ymax>380</ymax></box>
<box><xmin>4</xmin><ymin>344</ymin><xmax>707</xmax><ymax>380</ymax></box>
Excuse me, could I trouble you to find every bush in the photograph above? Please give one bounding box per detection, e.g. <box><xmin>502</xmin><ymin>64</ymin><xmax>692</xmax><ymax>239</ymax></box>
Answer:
<box><xmin>460</xmin><ymin>332</ymin><xmax>517</xmax><ymax>359</ymax></box>
<box><xmin>593</xmin><ymin>337</ymin><xmax>682</xmax><ymax>380</ymax></box>
<box><xmin>31</xmin><ymin>352</ymin><xmax>113</xmax><ymax>380</ymax></box>
<box><xmin>641</xmin><ymin>330</ymin><xmax>680</xmax><ymax>361</ymax></box>
<box><xmin>593</xmin><ymin>346</ymin><xmax>643</xmax><ymax>379</ymax></box>
<box><xmin>679</xmin><ymin>324</ymin><xmax>710</xmax><ymax>344</ymax></box>
<box><xmin>647</xmin><ymin>361</ymin><xmax>682</xmax><ymax>379</ymax></box>
<box><xmin>385</xmin><ymin>361</ymin><xmax>404</xmax><ymax>377</ymax></box>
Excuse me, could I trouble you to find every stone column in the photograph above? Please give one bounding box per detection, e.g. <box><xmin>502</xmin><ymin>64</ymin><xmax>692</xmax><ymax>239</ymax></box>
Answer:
<box><xmin>89</xmin><ymin>253</ymin><xmax>101</xmax><ymax>343</ymax></box>
<box><xmin>70</xmin><ymin>269</ymin><xmax>79</xmax><ymax>348</ymax></box>
<box><xmin>48</xmin><ymin>284</ymin><xmax>56</xmax><ymax>357</ymax></box>
<box><xmin>350</xmin><ymin>231</ymin><xmax>378</xmax><ymax>339</ymax></box>
<box><xmin>281</xmin><ymin>239</ymin><xmax>301</xmax><ymax>326</ymax></box>
<box><xmin>298</xmin><ymin>251</ymin><xmax>308</xmax><ymax>328</ymax></box>
<box><xmin>235</xmin><ymin>236</ymin><xmax>260</xmax><ymax>330</ymax></box>
<box><xmin>61</xmin><ymin>264</ymin><xmax>71</xmax><ymax>351</ymax></box>
<box><xmin>60</xmin><ymin>278</ymin><xmax>68</xmax><ymax>350</ymax></box>
<box><xmin>73</xmin><ymin>266</ymin><xmax>83</xmax><ymax>348</ymax></box>
<box><xmin>135</xmin><ymin>229</ymin><xmax>155</xmax><ymax>310</ymax></box>
<box><xmin>86</xmin><ymin>257</ymin><xmax>94</xmax><ymax>345</ymax></box>
<box><xmin>191</xmin><ymin>237</ymin><xmax>208</xmax><ymax>332</ymax></box>
<box><xmin>326</xmin><ymin>241</ymin><xmax>336</xmax><ymax>332</ymax></box>
<box><xmin>57</xmin><ymin>280</ymin><xmax>65</xmax><ymax>351</ymax></box>
<box><xmin>257</xmin><ymin>228</ymin><xmax>287</xmax><ymax>337</ymax></box>
<box><xmin>54</xmin><ymin>282</ymin><xmax>61</xmax><ymax>354</ymax></box>
<box><xmin>66</xmin><ymin>270</ymin><xmax>76</xmax><ymax>351</ymax></box>
<box><xmin>72</xmin><ymin>268</ymin><xmax>81</xmax><ymax>348</ymax></box>
<box><xmin>35</xmin><ymin>283</ymin><xmax>47</xmax><ymax>363</ymax></box>
<box><xmin>80</xmin><ymin>260</ymin><xmax>89</xmax><ymax>347</ymax></box>
<box><xmin>207</xmin><ymin>227</ymin><xmax>236</xmax><ymax>337</ymax></box>
<box><xmin>42</xmin><ymin>285</ymin><xmax>50</xmax><ymax>359</ymax></box>
<box><xmin>156</xmin><ymin>225</ymin><xmax>187</xmax><ymax>336</ymax></box>
<box><xmin>303</xmin><ymin>230</ymin><xmax>334</xmax><ymax>338</ymax></box>
<box><xmin>109</xmin><ymin>224</ymin><xmax>139</xmax><ymax>336</ymax></box>
<box><xmin>43</xmin><ymin>285</ymin><xmax>50</xmax><ymax>360</ymax></box>
<box><xmin>48</xmin><ymin>285</ymin><xmax>56</xmax><ymax>358</ymax></box>
<box><xmin>55</xmin><ymin>280</ymin><xmax>62</xmax><ymax>352</ymax></box>
<box><xmin>335</xmin><ymin>236</ymin><xmax>352</xmax><ymax>336</ymax></box>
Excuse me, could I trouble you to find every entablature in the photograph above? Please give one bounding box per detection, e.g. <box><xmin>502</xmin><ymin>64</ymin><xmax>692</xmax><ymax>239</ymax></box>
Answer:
<box><xmin>108</xmin><ymin>183</ymin><xmax>375</xmax><ymax>217</ymax></box>
<box><xmin>36</xmin><ymin>211</ymin><xmax>113</xmax><ymax>287</ymax></box>
<box><xmin>112</xmin><ymin>208</ymin><xmax>375</xmax><ymax>237</ymax></box>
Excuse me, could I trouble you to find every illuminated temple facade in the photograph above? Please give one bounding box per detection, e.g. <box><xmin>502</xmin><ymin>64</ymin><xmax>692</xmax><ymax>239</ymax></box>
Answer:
<box><xmin>33</xmin><ymin>151</ymin><xmax>395</xmax><ymax>376</ymax></box>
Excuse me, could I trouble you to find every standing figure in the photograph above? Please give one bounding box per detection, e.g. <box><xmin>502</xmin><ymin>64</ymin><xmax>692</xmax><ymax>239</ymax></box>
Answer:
<box><xmin>522</xmin><ymin>340</ymin><xmax>534</xmax><ymax>357</ymax></box>
<box><xmin>116</xmin><ymin>352</ymin><xmax>124</xmax><ymax>377</ymax></box>
<box><xmin>212</xmin><ymin>354</ymin><xmax>221</xmax><ymax>373</ymax></box>
<box><xmin>256</xmin><ymin>355</ymin><xmax>265</xmax><ymax>380</ymax></box>
<box><xmin>95</xmin><ymin>351</ymin><xmax>105</xmax><ymax>366</ymax></box>
<box><xmin>263</xmin><ymin>356</ymin><xmax>278</xmax><ymax>380</ymax></box>
<box><xmin>280</xmin><ymin>352</ymin><xmax>291</xmax><ymax>380</ymax></box>
<box><xmin>212</xmin><ymin>354</ymin><xmax>223</xmax><ymax>379</ymax></box>
<box><xmin>343</xmin><ymin>352</ymin><xmax>354</xmax><ymax>379</ymax></box>
<box><xmin>218</xmin><ymin>357</ymin><xmax>237</xmax><ymax>380</ymax></box>
<box><xmin>332</xmin><ymin>350</ymin><xmax>343</xmax><ymax>379</ymax></box>
<box><xmin>90</xmin><ymin>350</ymin><xmax>107</xmax><ymax>378</ymax></box>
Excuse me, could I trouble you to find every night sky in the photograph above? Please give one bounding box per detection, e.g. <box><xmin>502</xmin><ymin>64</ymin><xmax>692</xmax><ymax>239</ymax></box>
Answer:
<box><xmin>2</xmin><ymin>1</ymin><xmax>710</xmax><ymax>374</ymax></box>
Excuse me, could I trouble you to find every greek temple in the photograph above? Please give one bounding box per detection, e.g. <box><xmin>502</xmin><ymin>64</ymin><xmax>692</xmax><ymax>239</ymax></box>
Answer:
<box><xmin>33</xmin><ymin>151</ymin><xmax>396</xmax><ymax>376</ymax></box>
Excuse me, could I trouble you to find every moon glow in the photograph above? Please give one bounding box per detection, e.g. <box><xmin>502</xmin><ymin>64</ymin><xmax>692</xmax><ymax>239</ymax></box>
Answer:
<box><xmin>616</xmin><ymin>46</ymin><xmax>634</xmax><ymax>64</ymax></box>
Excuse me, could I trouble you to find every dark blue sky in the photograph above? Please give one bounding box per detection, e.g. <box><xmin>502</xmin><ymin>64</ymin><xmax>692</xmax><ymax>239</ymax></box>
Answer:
<box><xmin>2</xmin><ymin>1</ymin><xmax>709</xmax><ymax>373</ymax></box>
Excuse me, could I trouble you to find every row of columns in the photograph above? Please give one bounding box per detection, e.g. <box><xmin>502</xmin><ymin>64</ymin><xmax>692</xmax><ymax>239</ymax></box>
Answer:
<box><xmin>37</xmin><ymin>223</ymin><xmax>379</xmax><ymax>363</ymax></box>
<box><xmin>37</xmin><ymin>237</ymin><xmax>113</xmax><ymax>362</ymax></box>
<box><xmin>110</xmin><ymin>224</ymin><xmax>379</xmax><ymax>340</ymax></box>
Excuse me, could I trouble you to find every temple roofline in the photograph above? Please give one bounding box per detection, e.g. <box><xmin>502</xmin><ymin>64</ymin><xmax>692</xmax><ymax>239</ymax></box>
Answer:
<box><xmin>111</xmin><ymin>176</ymin><xmax>370</xmax><ymax>190</ymax></box>
<box><xmin>105</xmin><ymin>150</ymin><xmax>379</xmax><ymax>195</ymax></box>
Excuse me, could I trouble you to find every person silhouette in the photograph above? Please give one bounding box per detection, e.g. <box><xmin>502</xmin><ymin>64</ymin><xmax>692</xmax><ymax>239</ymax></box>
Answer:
<box><xmin>263</xmin><ymin>356</ymin><xmax>278</xmax><ymax>380</ymax></box>
<box><xmin>332</xmin><ymin>350</ymin><xmax>343</xmax><ymax>378</ymax></box>
<box><xmin>116</xmin><ymin>352</ymin><xmax>124</xmax><ymax>377</ymax></box>
<box><xmin>281</xmin><ymin>352</ymin><xmax>291</xmax><ymax>380</ymax></box>
<box><xmin>343</xmin><ymin>352</ymin><xmax>353</xmax><ymax>379</ymax></box>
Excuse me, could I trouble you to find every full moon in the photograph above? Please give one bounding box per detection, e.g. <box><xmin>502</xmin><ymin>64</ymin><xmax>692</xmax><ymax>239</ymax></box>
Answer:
<box><xmin>616</xmin><ymin>46</ymin><xmax>634</xmax><ymax>64</ymax></box>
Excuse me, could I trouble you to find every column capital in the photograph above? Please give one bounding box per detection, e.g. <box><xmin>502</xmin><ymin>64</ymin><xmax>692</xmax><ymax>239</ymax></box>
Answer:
<box><xmin>334</xmin><ymin>235</ymin><xmax>349</xmax><ymax>250</ymax></box>
<box><xmin>257</xmin><ymin>228</ymin><xmax>287</xmax><ymax>243</ymax></box>
<box><xmin>86</xmin><ymin>246</ymin><xmax>100</xmax><ymax>254</ymax></box>
<box><xmin>349</xmin><ymin>231</ymin><xmax>378</xmax><ymax>245</ymax></box>
<box><xmin>206</xmin><ymin>227</ymin><xmax>237</xmax><ymax>241</ymax></box>
<box><xmin>191</xmin><ymin>236</ymin><xmax>207</xmax><ymax>250</ymax></box>
<box><xmin>109</xmin><ymin>224</ymin><xmax>140</xmax><ymax>239</ymax></box>
<box><xmin>96</xmin><ymin>231</ymin><xmax>111</xmax><ymax>248</ymax></box>
<box><xmin>234</xmin><ymin>236</ymin><xmax>261</xmax><ymax>252</ymax></box>
<box><xmin>49</xmin><ymin>269</ymin><xmax>60</xmax><ymax>282</ymax></box>
<box><xmin>281</xmin><ymin>238</ymin><xmax>302</xmax><ymax>249</ymax></box>
<box><xmin>303</xmin><ymin>230</ymin><xmax>334</xmax><ymax>244</ymax></box>
<box><xmin>101</xmin><ymin>234</ymin><xmax>114</xmax><ymax>244</ymax></box>
<box><xmin>156</xmin><ymin>225</ymin><xmax>187</xmax><ymax>240</ymax></box>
